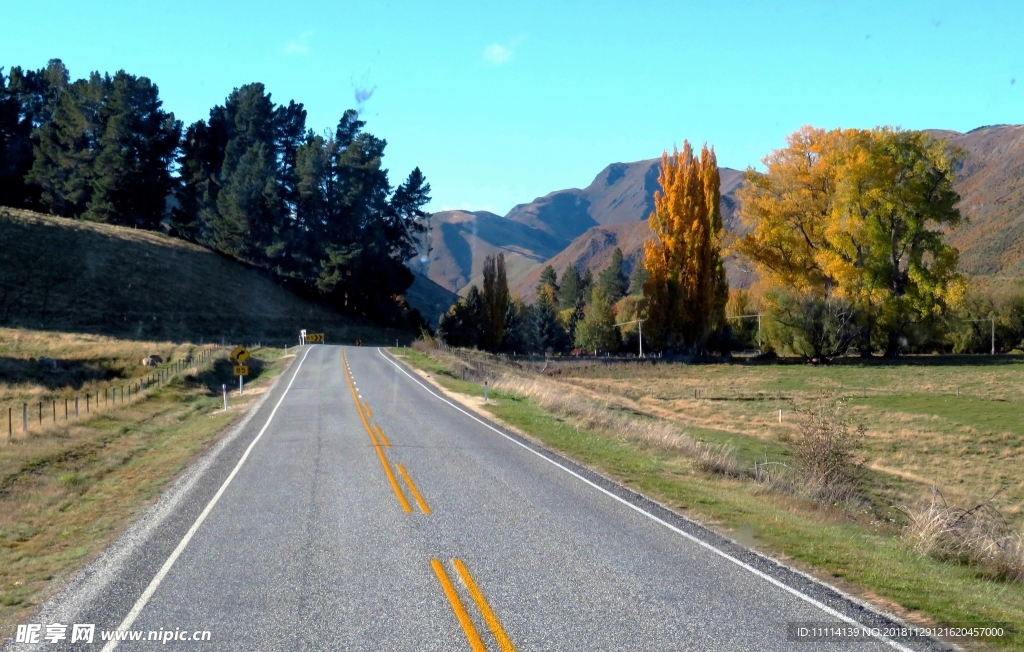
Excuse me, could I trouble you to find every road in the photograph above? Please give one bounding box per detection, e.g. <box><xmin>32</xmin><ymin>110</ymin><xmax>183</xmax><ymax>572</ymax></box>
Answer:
<box><xmin>7</xmin><ymin>345</ymin><xmax>944</xmax><ymax>651</ymax></box>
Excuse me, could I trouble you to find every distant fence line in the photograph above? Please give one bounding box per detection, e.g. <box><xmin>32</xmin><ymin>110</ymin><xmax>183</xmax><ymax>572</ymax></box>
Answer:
<box><xmin>4</xmin><ymin>346</ymin><xmax>222</xmax><ymax>443</ymax></box>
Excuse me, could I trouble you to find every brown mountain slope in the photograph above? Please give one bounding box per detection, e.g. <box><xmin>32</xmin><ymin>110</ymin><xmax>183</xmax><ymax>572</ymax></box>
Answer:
<box><xmin>416</xmin><ymin>210</ymin><xmax>566</xmax><ymax>295</ymax></box>
<box><xmin>509</xmin><ymin>221</ymin><xmax>756</xmax><ymax>303</ymax></box>
<box><xmin>929</xmin><ymin>125</ymin><xmax>1024</xmax><ymax>276</ymax></box>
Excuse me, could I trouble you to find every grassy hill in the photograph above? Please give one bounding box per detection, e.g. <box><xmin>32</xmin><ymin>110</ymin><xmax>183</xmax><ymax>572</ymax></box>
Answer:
<box><xmin>0</xmin><ymin>207</ymin><xmax>409</xmax><ymax>344</ymax></box>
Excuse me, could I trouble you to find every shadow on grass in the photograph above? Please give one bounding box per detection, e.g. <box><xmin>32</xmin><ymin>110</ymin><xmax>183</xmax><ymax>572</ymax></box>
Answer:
<box><xmin>0</xmin><ymin>356</ymin><xmax>121</xmax><ymax>390</ymax></box>
<box><xmin>187</xmin><ymin>357</ymin><xmax>269</xmax><ymax>396</ymax></box>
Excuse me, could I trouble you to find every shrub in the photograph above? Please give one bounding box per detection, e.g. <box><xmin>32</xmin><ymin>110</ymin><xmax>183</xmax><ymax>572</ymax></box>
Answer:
<box><xmin>791</xmin><ymin>395</ymin><xmax>863</xmax><ymax>501</ymax></box>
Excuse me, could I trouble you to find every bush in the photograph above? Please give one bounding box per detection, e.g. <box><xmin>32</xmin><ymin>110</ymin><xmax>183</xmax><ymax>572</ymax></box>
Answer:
<box><xmin>792</xmin><ymin>395</ymin><xmax>863</xmax><ymax>502</ymax></box>
<box><xmin>763</xmin><ymin>289</ymin><xmax>861</xmax><ymax>363</ymax></box>
<box><xmin>904</xmin><ymin>488</ymin><xmax>1024</xmax><ymax>583</ymax></box>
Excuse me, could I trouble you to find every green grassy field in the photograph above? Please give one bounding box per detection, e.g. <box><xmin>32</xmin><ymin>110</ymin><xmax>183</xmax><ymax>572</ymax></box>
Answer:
<box><xmin>0</xmin><ymin>330</ymin><xmax>291</xmax><ymax>638</ymax></box>
<box><xmin>395</xmin><ymin>347</ymin><xmax>1024</xmax><ymax>651</ymax></box>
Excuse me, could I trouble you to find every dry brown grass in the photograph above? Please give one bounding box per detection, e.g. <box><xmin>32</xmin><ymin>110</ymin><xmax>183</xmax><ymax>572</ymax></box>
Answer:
<box><xmin>904</xmin><ymin>488</ymin><xmax>1024</xmax><ymax>583</ymax></box>
<box><xmin>491</xmin><ymin>374</ymin><xmax>747</xmax><ymax>477</ymax></box>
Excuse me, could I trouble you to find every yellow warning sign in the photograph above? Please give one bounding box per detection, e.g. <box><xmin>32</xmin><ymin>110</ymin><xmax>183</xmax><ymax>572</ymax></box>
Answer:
<box><xmin>233</xmin><ymin>365</ymin><xmax>249</xmax><ymax>376</ymax></box>
<box><xmin>231</xmin><ymin>346</ymin><xmax>250</xmax><ymax>363</ymax></box>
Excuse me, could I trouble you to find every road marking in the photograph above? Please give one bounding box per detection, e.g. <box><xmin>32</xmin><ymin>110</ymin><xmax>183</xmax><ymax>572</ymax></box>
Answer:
<box><xmin>343</xmin><ymin>350</ymin><xmax>411</xmax><ymax>513</ymax></box>
<box><xmin>374</xmin><ymin>424</ymin><xmax>391</xmax><ymax>448</ymax></box>
<box><xmin>378</xmin><ymin>348</ymin><xmax>916</xmax><ymax>652</ymax></box>
<box><xmin>100</xmin><ymin>346</ymin><xmax>315</xmax><ymax>651</ymax></box>
<box><xmin>452</xmin><ymin>559</ymin><xmax>517</xmax><ymax>652</ymax></box>
<box><xmin>431</xmin><ymin>559</ymin><xmax>486</xmax><ymax>652</ymax></box>
<box><xmin>364</xmin><ymin>402</ymin><xmax>373</xmax><ymax>418</ymax></box>
<box><xmin>396</xmin><ymin>463</ymin><xmax>431</xmax><ymax>514</ymax></box>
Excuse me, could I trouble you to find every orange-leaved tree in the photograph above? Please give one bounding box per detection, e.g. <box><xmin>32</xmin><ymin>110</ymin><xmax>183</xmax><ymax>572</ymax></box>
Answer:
<box><xmin>734</xmin><ymin>126</ymin><xmax>965</xmax><ymax>356</ymax></box>
<box><xmin>642</xmin><ymin>141</ymin><xmax>728</xmax><ymax>350</ymax></box>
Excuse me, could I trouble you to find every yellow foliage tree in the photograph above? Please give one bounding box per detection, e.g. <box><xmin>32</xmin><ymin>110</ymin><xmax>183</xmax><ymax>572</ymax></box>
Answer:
<box><xmin>643</xmin><ymin>141</ymin><xmax>728</xmax><ymax>350</ymax></box>
<box><xmin>735</xmin><ymin>126</ymin><xmax>965</xmax><ymax>356</ymax></box>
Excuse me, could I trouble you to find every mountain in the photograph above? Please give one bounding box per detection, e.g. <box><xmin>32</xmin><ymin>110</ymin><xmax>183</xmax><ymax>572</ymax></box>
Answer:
<box><xmin>404</xmin><ymin>272</ymin><xmax>459</xmax><ymax>326</ymax></box>
<box><xmin>416</xmin><ymin>210</ymin><xmax>566</xmax><ymax>295</ymax></box>
<box><xmin>427</xmin><ymin>124</ymin><xmax>1024</xmax><ymax>315</ymax></box>
<box><xmin>927</xmin><ymin>125</ymin><xmax>1024</xmax><ymax>277</ymax></box>
<box><xmin>0</xmin><ymin>207</ymin><xmax>409</xmax><ymax>343</ymax></box>
<box><xmin>420</xmin><ymin>160</ymin><xmax>746</xmax><ymax>302</ymax></box>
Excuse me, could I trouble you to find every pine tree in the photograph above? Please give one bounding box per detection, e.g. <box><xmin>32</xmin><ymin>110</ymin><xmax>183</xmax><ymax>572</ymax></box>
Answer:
<box><xmin>598</xmin><ymin>247</ymin><xmax>629</xmax><ymax>304</ymax></box>
<box><xmin>533</xmin><ymin>285</ymin><xmax>568</xmax><ymax>354</ymax></box>
<box><xmin>558</xmin><ymin>265</ymin><xmax>581</xmax><ymax>309</ymax></box>
<box><xmin>643</xmin><ymin>141</ymin><xmax>728</xmax><ymax>350</ymax></box>
<box><xmin>537</xmin><ymin>265</ymin><xmax>558</xmax><ymax>297</ymax></box>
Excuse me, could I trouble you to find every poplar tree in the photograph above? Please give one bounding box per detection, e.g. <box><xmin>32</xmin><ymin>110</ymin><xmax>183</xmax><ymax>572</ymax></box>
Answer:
<box><xmin>481</xmin><ymin>252</ymin><xmax>509</xmax><ymax>351</ymax></box>
<box><xmin>643</xmin><ymin>141</ymin><xmax>728</xmax><ymax>350</ymax></box>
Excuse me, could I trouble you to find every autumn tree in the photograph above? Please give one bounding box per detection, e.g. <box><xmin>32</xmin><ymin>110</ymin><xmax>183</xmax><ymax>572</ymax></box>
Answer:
<box><xmin>574</xmin><ymin>288</ymin><xmax>618</xmax><ymax>355</ymax></box>
<box><xmin>735</xmin><ymin>126</ymin><xmax>965</xmax><ymax>356</ymax></box>
<box><xmin>642</xmin><ymin>141</ymin><xmax>728</xmax><ymax>350</ymax></box>
<box><xmin>481</xmin><ymin>252</ymin><xmax>509</xmax><ymax>351</ymax></box>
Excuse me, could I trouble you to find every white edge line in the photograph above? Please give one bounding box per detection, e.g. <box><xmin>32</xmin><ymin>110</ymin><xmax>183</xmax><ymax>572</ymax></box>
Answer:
<box><xmin>100</xmin><ymin>346</ymin><xmax>314</xmax><ymax>652</ymax></box>
<box><xmin>377</xmin><ymin>347</ymin><xmax>917</xmax><ymax>652</ymax></box>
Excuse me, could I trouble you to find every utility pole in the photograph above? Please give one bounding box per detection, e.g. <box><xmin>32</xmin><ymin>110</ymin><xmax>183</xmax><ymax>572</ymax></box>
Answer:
<box><xmin>726</xmin><ymin>314</ymin><xmax>762</xmax><ymax>349</ymax></box>
<box><xmin>614</xmin><ymin>318</ymin><xmax>645</xmax><ymax>358</ymax></box>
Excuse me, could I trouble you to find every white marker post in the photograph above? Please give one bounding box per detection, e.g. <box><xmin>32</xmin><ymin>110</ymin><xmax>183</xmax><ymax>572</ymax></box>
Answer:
<box><xmin>239</xmin><ymin>374</ymin><xmax>244</xmax><ymax>396</ymax></box>
<box><xmin>222</xmin><ymin>384</ymin><xmax>227</xmax><ymax>411</ymax></box>
<box><xmin>484</xmin><ymin>380</ymin><xmax>489</xmax><ymax>403</ymax></box>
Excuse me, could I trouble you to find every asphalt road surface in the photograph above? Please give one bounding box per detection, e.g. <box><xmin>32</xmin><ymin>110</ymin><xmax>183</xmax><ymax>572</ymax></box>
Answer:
<box><xmin>6</xmin><ymin>345</ymin><xmax>949</xmax><ymax>651</ymax></box>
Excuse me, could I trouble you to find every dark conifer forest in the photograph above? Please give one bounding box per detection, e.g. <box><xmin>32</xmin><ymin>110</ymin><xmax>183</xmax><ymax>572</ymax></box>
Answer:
<box><xmin>0</xmin><ymin>59</ymin><xmax>430</xmax><ymax>329</ymax></box>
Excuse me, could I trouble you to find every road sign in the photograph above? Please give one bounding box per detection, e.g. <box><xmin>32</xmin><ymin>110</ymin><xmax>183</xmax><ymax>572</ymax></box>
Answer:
<box><xmin>355</xmin><ymin>339</ymin><xmax>363</xmax><ymax>346</ymax></box>
<box><xmin>306</xmin><ymin>333</ymin><xmax>325</xmax><ymax>343</ymax></box>
<box><xmin>233</xmin><ymin>365</ymin><xmax>249</xmax><ymax>376</ymax></box>
<box><xmin>231</xmin><ymin>346</ymin><xmax>250</xmax><ymax>363</ymax></box>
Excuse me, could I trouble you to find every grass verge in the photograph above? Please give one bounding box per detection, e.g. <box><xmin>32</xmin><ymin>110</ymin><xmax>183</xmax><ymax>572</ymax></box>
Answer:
<box><xmin>0</xmin><ymin>346</ymin><xmax>290</xmax><ymax>638</ymax></box>
<box><xmin>393</xmin><ymin>347</ymin><xmax>1023</xmax><ymax>651</ymax></box>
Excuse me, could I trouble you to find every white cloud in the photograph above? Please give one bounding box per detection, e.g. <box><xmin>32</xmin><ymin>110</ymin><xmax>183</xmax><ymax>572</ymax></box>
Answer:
<box><xmin>284</xmin><ymin>31</ymin><xmax>313</xmax><ymax>55</ymax></box>
<box><xmin>483</xmin><ymin>43</ymin><xmax>513</xmax><ymax>65</ymax></box>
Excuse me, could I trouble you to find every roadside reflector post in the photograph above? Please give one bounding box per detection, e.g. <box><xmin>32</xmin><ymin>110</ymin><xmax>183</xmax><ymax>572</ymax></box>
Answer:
<box><xmin>22</xmin><ymin>403</ymin><xmax>27</xmax><ymax>432</ymax></box>
<box><xmin>779</xmin><ymin>409</ymin><xmax>782</xmax><ymax>423</ymax></box>
<box><xmin>484</xmin><ymin>380</ymin><xmax>489</xmax><ymax>403</ymax></box>
<box><xmin>7</xmin><ymin>407</ymin><xmax>11</xmax><ymax>440</ymax></box>
<box><xmin>222</xmin><ymin>384</ymin><xmax>227</xmax><ymax>411</ymax></box>
<box><xmin>239</xmin><ymin>374</ymin><xmax>243</xmax><ymax>395</ymax></box>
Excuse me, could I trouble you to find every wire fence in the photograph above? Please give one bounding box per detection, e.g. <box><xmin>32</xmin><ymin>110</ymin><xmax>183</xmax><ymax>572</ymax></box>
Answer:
<box><xmin>3</xmin><ymin>345</ymin><xmax>223</xmax><ymax>443</ymax></box>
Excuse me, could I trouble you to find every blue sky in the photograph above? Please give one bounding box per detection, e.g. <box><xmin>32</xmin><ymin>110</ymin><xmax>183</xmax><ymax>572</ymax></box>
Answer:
<box><xmin>4</xmin><ymin>1</ymin><xmax>1021</xmax><ymax>214</ymax></box>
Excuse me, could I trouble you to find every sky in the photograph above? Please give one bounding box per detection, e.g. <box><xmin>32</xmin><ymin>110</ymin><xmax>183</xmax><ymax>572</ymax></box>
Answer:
<box><xmin>3</xmin><ymin>0</ymin><xmax>1021</xmax><ymax>215</ymax></box>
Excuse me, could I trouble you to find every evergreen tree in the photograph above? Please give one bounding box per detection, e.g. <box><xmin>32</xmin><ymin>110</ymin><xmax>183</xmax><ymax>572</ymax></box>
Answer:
<box><xmin>597</xmin><ymin>247</ymin><xmax>629</xmax><ymax>304</ymax></box>
<box><xmin>0</xmin><ymin>63</ymin><xmax>61</xmax><ymax>210</ymax></box>
<box><xmin>537</xmin><ymin>265</ymin><xmax>558</xmax><ymax>296</ymax></box>
<box><xmin>438</xmin><ymin>285</ymin><xmax>484</xmax><ymax>347</ymax></box>
<box><xmin>84</xmin><ymin>71</ymin><xmax>180</xmax><ymax>228</ymax></box>
<box><xmin>501</xmin><ymin>297</ymin><xmax>532</xmax><ymax>354</ymax></box>
<box><xmin>558</xmin><ymin>265</ymin><xmax>581</xmax><ymax>309</ymax></box>
<box><xmin>629</xmin><ymin>255</ymin><xmax>649</xmax><ymax>295</ymax></box>
<box><xmin>581</xmin><ymin>268</ymin><xmax>594</xmax><ymax>298</ymax></box>
<box><xmin>533</xmin><ymin>285</ymin><xmax>569</xmax><ymax>354</ymax></box>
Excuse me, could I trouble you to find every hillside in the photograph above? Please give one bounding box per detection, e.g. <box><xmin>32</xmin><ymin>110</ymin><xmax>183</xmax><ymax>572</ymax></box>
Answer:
<box><xmin>417</xmin><ymin>210</ymin><xmax>565</xmax><ymax>294</ymax></box>
<box><xmin>421</xmin><ymin>161</ymin><xmax>746</xmax><ymax>300</ymax></box>
<box><xmin>928</xmin><ymin>125</ymin><xmax>1024</xmax><ymax>277</ymax></box>
<box><xmin>434</xmin><ymin>125</ymin><xmax>1024</xmax><ymax>308</ymax></box>
<box><xmin>0</xmin><ymin>207</ymin><xmax>408</xmax><ymax>343</ymax></box>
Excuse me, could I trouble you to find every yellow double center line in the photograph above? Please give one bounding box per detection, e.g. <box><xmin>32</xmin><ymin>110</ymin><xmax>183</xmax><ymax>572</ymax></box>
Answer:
<box><xmin>342</xmin><ymin>351</ymin><xmax>424</xmax><ymax>513</ymax></box>
<box><xmin>432</xmin><ymin>558</ymin><xmax>517</xmax><ymax>652</ymax></box>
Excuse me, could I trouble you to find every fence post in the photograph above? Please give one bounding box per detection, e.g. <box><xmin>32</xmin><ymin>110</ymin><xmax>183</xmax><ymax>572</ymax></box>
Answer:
<box><xmin>75</xmin><ymin>396</ymin><xmax>79</xmax><ymax>418</ymax></box>
<box><xmin>23</xmin><ymin>403</ymin><xmax>27</xmax><ymax>432</ymax></box>
<box><xmin>65</xmin><ymin>398</ymin><xmax>68</xmax><ymax>420</ymax></box>
<box><xmin>8</xmin><ymin>407</ymin><xmax>11</xmax><ymax>440</ymax></box>
<box><xmin>53</xmin><ymin>400</ymin><xmax>56</xmax><ymax>423</ymax></box>
<box><xmin>38</xmin><ymin>402</ymin><xmax>42</xmax><ymax>426</ymax></box>
<box><xmin>87</xmin><ymin>394</ymin><xmax>90</xmax><ymax>413</ymax></box>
